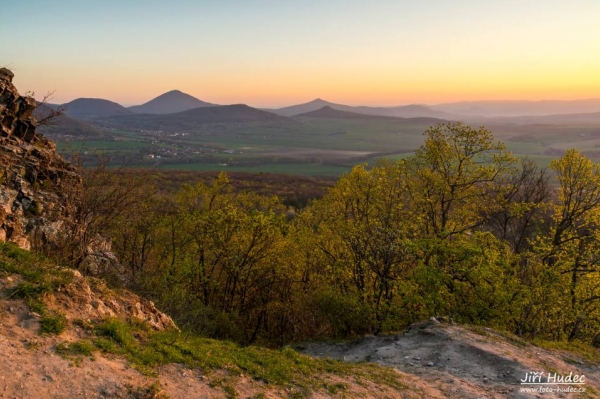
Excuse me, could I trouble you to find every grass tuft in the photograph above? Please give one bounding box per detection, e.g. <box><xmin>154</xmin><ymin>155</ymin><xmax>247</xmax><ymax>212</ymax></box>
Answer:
<box><xmin>8</xmin><ymin>281</ymin><xmax>51</xmax><ymax>299</ymax></box>
<box><xmin>56</xmin><ymin>340</ymin><xmax>96</xmax><ymax>357</ymax></box>
<box><xmin>95</xmin><ymin>318</ymin><xmax>137</xmax><ymax>349</ymax></box>
<box><xmin>40</xmin><ymin>312</ymin><xmax>67</xmax><ymax>335</ymax></box>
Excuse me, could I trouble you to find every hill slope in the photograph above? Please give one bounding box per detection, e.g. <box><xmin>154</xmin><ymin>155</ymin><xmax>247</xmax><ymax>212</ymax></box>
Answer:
<box><xmin>301</xmin><ymin>319</ymin><xmax>600</xmax><ymax>398</ymax></box>
<box><xmin>0</xmin><ymin>243</ymin><xmax>415</xmax><ymax>399</ymax></box>
<box><xmin>105</xmin><ymin>104</ymin><xmax>291</xmax><ymax>132</ymax></box>
<box><xmin>497</xmin><ymin>111</ymin><xmax>600</xmax><ymax>125</ymax></box>
<box><xmin>172</xmin><ymin>104</ymin><xmax>288</xmax><ymax>123</ymax></box>
<box><xmin>271</xmin><ymin>98</ymin><xmax>452</xmax><ymax>119</ymax></box>
<box><xmin>62</xmin><ymin>98</ymin><xmax>133</xmax><ymax>120</ymax></box>
<box><xmin>295</xmin><ymin>105</ymin><xmax>403</xmax><ymax>119</ymax></box>
<box><xmin>34</xmin><ymin>103</ymin><xmax>102</xmax><ymax>138</ymax></box>
<box><xmin>128</xmin><ymin>90</ymin><xmax>214</xmax><ymax>114</ymax></box>
<box><xmin>296</xmin><ymin>106</ymin><xmax>446</xmax><ymax>125</ymax></box>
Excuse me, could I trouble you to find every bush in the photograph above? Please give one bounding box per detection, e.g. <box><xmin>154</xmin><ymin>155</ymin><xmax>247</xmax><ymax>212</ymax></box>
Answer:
<box><xmin>312</xmin><ymin>290</ymin><xmax>373</xmax><ymax>338</ymax></box>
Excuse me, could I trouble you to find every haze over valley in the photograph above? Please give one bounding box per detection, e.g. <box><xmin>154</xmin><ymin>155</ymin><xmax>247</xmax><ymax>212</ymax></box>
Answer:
<box><xmin>6</xmin><ymin>1</ymin><xmax>599</xmax><ymax>175</ymax></box>
<box><xmin>33</xmin><ymin>88</ymin><xmax>600</xmax><ymax>175</ymax></box>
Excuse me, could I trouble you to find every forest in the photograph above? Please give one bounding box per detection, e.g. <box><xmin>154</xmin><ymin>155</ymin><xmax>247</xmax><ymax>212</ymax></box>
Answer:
<box><xmin>49</xmin><ymin>122</ymin><xmax>600</xmax><ymax>347</ymax></box>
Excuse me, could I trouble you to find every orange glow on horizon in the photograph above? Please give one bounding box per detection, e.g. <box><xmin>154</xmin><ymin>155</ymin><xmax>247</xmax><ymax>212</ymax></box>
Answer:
<box><xmin>5</xmin><ymin>1</ymin><xmax>600</xmax><ymax>108</ymax></box>
<box><xmin>13</xmin><ymin>55</ymin><xmax>600</xmax><ymax>108</ymax></box>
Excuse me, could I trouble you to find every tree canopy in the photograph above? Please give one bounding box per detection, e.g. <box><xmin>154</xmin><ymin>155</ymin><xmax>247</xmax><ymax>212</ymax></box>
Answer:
<box><xmin>66</xmin><ymin>122</ymin><xmax>600</xmax><ymax>345</ymax></box>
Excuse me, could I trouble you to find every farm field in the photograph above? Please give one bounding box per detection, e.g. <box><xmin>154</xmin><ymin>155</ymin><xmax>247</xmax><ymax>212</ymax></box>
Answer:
<box><xmin>53</xmin><ymin>116</ymin><xmax>600</xmax><ymax>176</ymax></box>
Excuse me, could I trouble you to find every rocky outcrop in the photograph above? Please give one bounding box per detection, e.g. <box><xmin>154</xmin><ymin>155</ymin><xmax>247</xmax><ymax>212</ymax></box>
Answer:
<box><xmin>0</xmin><ymin>68</ymin><xmax>81</xmax><ymax>250</ymax></box>
<box><xmin>48</xmin><ymin>269</ymin><xmax>178</xmax><ymax>331</ymax></box>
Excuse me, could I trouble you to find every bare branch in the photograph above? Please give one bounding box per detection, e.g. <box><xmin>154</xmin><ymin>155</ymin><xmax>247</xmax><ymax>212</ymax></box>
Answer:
<box><xmin>33</xmin><ymin>90</ymin><xmax>67</xmax><ymax>126</ymax></box>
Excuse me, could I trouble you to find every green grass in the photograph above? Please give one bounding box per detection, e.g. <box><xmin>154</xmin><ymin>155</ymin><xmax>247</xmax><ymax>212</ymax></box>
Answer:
<box><xmin>53</xmin><ymin>116</ymin><xmax>436</xmax><ymax>175</ymax></box>
<box><xmin>188</xmin><ymin>117</ymin><xmax>431</xmax><ymax>153</ymax></box>
<box><xmin>46</xmin><ymin>316</ymin><xmax>411</xmax><ymax>396</ymax></box>
<box><xmin>0</xmin><ymin>244</ymin><xmax>73</xmax><ymax>335</ymax></box>
<box><xmin>0</xmin><ymin>243</ymin><xmax>74</xmax><ymax>284</ymax></box>
<box><xmin>533</xmin><ymin>339</ymin><xmax>600</xmax><ymax>364</ymax></box>
<box><xmin>56</xmin><ymin>340</ymin><xmax>96</xmax><ymax>357</ymax></box>
<box><xmin>53</xmin><ymin>116</ymin><xmax>600</xmax><ymax>176</ymax></box>
<box><xmin>82</xmin><ymin>317</ymin><xmax>407</xmax><ymax>395</ymax></box>
<box><xmin>59</xmin><ymin>139</ymin><xmax>154</xmax><ymax>151</ymax></box>
<box><xmin>55</xmin><ymin>340</ymin><xmax>96</xmax><ymax>367</ymax></box>
<box><xmin>7</xmin><ymin>281</ymin><xmax>52</xmax><ymax>299</ymax></box>
<box><xmin>40</xmin><ymin>312</ymin><xmax>67</xmax><ymax>334</ymax></box>
<box><xmin>0</xmin><ymin>243</ymin><xmax>74</xmax><ymax>335</ymax></box>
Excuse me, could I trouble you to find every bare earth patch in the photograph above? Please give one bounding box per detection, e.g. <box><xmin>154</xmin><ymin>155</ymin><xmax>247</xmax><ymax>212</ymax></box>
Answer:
<box><xmin>298</xmin><ymin>319</ymin><xmax>600</xmax><ymax>398</ymax></box>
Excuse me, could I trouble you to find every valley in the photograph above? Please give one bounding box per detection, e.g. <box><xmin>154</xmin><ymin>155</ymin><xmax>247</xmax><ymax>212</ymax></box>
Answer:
<box><xmin>38</xmin><ymin>92</ymin><xmax>600</xmax><ymax>176</ymax></box>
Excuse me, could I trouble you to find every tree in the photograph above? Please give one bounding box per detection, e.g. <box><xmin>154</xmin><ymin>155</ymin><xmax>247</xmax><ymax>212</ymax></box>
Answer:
<box><xmin>404</xmin><ymin>122</ymin><xmax>516</xmax><ymax>239</ymax></box>
<box><xmin>525</xmin><ymin>150</ymin><xmax>600</xmax><ymax>340</ymax></box>
<box><xmin>381</xmin><ymin>123</ymin><xmax>530</xmax><ymax>324</ymax></box>
<box><xmin>293</xmin><ymin>162</ymin><xmax>418</xmax><ymax>335</ymax></box>
<box><xmin>143</xmin><ymin>172</ymin><xmax>288</xmax><ymax>343</ymax></box>
<box><xmin>485</xmin><ymin>158</ymin><xmax>551</xmax><ymax>254</ymax></box>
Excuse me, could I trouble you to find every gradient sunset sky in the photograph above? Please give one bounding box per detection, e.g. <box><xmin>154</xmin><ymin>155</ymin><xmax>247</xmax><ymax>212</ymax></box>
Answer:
<box><xmin>3</xmin><ymin>0</ymin><xmax>599</xmax><ymax>107</ymax></box>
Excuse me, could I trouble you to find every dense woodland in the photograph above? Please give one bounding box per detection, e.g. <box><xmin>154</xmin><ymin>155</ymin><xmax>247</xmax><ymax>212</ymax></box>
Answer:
<box><xmin>49</xmin><ymin>122</ymin><xmax>600</xmax><ymax>346</ymax></box>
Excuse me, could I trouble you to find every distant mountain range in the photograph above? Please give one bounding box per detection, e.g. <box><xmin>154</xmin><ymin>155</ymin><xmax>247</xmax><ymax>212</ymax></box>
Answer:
<box><xmin>482</xmin><ymin>111</ymin><xmax>600</xmax><ymax>125</ymax></box>
<box><xmin>34</xmin><ymin>103</ymin><xmax>102</xmax><ymax>137</ymax></box>
<box><xmin>60</xmin><ymin>90</ymin><xmax>216</xmax><ymax>121</ymax></box>
<box><xmin>269</xmin><ymin>98</ymin><xmax>451</xmax><ymax>119</ymax></box>
<box><xmin>104</xmin><ymin>104</ymin><xmax>289</xmax><ymax>132</ymax></box>
<box><xmin>296</xmin><ymin>105</ymin><xmax>402</xmax><ymax>119</ymax></box>
<box><xmin>46</xmin><ymin>91</ymin><xmax>600</xmax><ymax>135</ymax></box>
<box><xmin>128</xmin><ymin>90</ymin><xmax>214</xmax><ymax>114</ymax></box>
<box><xmin>431</xmin><ymin>99</ymin><xmax>600</xmax><ymax>117</ymax></box>
<box><xmin>296</xmin><ymin>106</ymin><xmax>446</xmax><ymax>125</ymax></box>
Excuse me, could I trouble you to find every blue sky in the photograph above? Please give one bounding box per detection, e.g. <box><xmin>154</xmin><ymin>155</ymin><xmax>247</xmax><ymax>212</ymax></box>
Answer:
<box><xmin>2</xmin><ymin>0</ymin><xmax>599</xmax><ymax>107</ymax></box>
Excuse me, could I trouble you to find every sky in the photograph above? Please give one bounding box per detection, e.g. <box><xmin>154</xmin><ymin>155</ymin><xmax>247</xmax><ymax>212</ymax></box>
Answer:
<box><xmin>2</xmin><ymin>0</ymin><xmax>600</xmax><ymax>107</ymax></box>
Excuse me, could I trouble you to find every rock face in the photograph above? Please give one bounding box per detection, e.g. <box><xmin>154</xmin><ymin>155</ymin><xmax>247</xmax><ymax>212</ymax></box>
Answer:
<box><xmin>48</xmin><ymin>269</ymin><xmax>178</xmax><ymax>331</ymax></box>
<box><xmin>0</xmin><ymin>68</ymin><xmax>81</xmax><ymax>250</ymax></box>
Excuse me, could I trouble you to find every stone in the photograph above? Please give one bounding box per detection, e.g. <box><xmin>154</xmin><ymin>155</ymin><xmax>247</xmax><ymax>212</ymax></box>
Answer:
<box><xmin>0</xmin><ymin>68</ymin><xmax>82</xmax><ymax>250</ymax></box>
<box><xmin>0</xmin><ymin>68</ymin><xmax>14</xmax><ymax>82</ymax></box>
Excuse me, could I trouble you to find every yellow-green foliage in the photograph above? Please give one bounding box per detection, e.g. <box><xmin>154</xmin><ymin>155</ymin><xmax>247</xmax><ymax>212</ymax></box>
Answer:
<box><xmin>109</xmin><ymin>172</ymin><xmax>289</xmax><ymax>343</ymax></box>
<box><xmin>520</xmin><ymin>149</ymin><xmax>600</xmax><ymax>340</ymax></box>
<box><xmin>94</xmin><ymin>123</ymin><xmax>600</xmax><ymax>345</ymax></box>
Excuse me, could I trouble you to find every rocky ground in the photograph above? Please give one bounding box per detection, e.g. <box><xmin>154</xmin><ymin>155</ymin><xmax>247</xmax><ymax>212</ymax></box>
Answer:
<box><xmin>298</xmin><ymin>318</ymin><xmax>600</xmax><ymax>398</ymax></box>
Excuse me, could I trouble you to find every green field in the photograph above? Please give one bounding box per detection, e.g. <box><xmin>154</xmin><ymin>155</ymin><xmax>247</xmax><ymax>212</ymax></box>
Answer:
<box><xmin>161</xmin><ymin>162</ymin><xmax>352</xmax><ymax>176</ymax></box>
<box><xmin>52</xmin><ymin>117</ymin><xmax>600</xmax><ymax>176</ymax></box>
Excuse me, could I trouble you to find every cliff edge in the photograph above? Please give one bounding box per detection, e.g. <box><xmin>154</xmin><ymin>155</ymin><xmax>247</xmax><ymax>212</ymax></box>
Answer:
<box><xmin>0</xmin><ymin>68</ymin><xmax>81</xmax><ymax>250</ymax></box>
